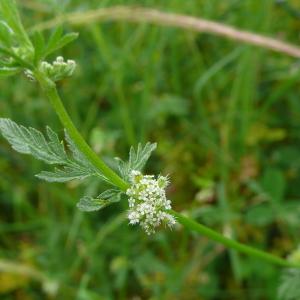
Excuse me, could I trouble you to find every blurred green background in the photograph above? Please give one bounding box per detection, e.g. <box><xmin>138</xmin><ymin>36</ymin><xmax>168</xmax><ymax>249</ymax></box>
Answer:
<box><xmin>1</xmin><ymin>0</ymin><xmax>300</xmax><ymax>299</ymax></box>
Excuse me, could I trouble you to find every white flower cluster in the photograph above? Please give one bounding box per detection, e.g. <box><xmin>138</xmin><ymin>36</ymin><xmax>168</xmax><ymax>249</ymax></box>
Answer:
<box><xmin>39</xmin><ymin>56</ymin><xmax>76</xmax><ymax>81</ymax></box>
<box><xmin>126</xmin><ymin>170</ymin><xmax>176</xmax><ymax>235</ymax></box>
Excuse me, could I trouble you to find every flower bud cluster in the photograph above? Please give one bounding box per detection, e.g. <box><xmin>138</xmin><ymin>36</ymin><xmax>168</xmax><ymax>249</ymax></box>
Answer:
<box><xmin>39</xmin><ymin>56</ymin><xmax>76</xmax><ymax>81</ymax></box>
<box><xmin>126</xmin><ymin>170</ymin><xmax>176</xmax><ymax>235</ymax></box>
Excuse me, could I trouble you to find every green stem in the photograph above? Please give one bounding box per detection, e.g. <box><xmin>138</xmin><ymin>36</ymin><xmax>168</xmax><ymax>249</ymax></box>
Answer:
<box><xmin>35</xmin><ymin>74</ymin><xmax>129</xmax><ymax>191</ymax></box>
<box><xmin>171</xmin><ymin>210</ymin><xmax>300</xmax><ymax>269</ymax></box>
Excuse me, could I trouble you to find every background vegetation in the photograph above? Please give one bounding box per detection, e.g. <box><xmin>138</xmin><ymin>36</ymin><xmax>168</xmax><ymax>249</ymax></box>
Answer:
<box><xmin>1</xmin><ymin>0</ymin><xmax>300</xmax><ymax>299</ymax></box>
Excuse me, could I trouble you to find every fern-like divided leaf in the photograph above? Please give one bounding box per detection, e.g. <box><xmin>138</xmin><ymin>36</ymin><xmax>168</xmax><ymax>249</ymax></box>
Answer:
<box><xmin>278</xmin><ymin>268</ymin><xmax>300</xmax><ymax>300</ymax></box>
<box><xmin>0</xmin><ymin>118</ymin><xmax>107</xmax><ymax>183</ymax></box>
<box><xmin>77</xmin><ymin>189</ymin><xmax>123</xmax><ymax>212</ymax></box>
<box><xmin>117</xmin><ymin>142</ymin><xmax>157</xmax><ymax>180</ymax></box>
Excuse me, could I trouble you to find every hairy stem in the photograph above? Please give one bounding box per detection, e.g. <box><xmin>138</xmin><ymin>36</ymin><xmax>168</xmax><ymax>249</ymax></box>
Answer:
<box><xmin>171</xmin><ymin>210</ymin><xmax>300</xmax><ymax>269</ymax></box>
<box><xmin>35</xmin><ymin>74</ymin><xmax>129</xmax><ymax>191</ymax></box>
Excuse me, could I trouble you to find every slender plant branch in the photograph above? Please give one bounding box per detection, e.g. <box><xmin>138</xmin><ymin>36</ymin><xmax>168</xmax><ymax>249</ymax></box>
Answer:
<box><xmin>171</xmin><ymin>211</ymin><xmax>300</xmax><ymax>269</ymax></box>
<box><xmin>31</xmin><ymin>6</ymin><xmax>300</xmax><ymax>58</ymax></box>
<box><xmin>34</xmin><ymin>72</ymin><xmax>129</xmax><ymax>191</ymax></box>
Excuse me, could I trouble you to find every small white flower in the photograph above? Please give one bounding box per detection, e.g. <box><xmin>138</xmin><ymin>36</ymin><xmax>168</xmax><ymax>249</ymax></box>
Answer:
<box><xmin>128</xmin><ymin>211</ymin><xmax>140</xmax><ymax>224</ymax></box>
<box><xmin>126</xmin><ymin>170</ymin><xmax>176</xmax><ymax>235</ymax></box>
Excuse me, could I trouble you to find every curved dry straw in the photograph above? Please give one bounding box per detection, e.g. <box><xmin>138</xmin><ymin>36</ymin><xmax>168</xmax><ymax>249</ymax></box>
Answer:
<box><xmin>32</xmin><ymin>6</ymin><xmax>300</xmax><ymax>58</ymax></box>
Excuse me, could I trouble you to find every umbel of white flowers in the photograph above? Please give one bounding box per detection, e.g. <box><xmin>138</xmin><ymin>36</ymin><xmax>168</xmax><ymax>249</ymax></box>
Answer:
<box><xmin>126</xmin><ymin>170</ymin><xmax>176</xmax><ymax>235</ymax></box>
<box><xmin>25</xmin><ymin>56</ymin><xmax>76</xmax><ymax>82</ymax></box>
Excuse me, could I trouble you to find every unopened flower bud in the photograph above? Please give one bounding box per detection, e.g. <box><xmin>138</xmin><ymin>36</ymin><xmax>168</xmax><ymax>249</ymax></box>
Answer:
<box><xmin>39</xmin><ymin>56</ymin><xmax>76</xmax><ymax>82</ymax></box>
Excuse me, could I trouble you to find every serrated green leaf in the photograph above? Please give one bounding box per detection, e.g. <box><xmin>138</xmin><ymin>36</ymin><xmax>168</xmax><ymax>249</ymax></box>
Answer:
<box><xmin>0</xmin><ymin>0</ymin><xmax>32</xmax><ymax>48</ymax></box>
<box><xmin>117</xmin><ymin>142</ymin><xmax>157</xmax><ymax>180</ymax></box>
<box><xmin>64</xmin><ymin>130</ymin><xmax>87</xmax><ymax>165</ymax></box>
<box><xmin>77</xmin><ymin>189</ymin><xmax>122</xmax><ymax>212</ymax></box>
<box><xmin>98</xmin><ymin>189</ymin><xmax>122</xmax><ymax>202</ymax></box>
<box><xmin>278</xmin><ymin>268</ymin><xmax>300</xmax><ymax>300</ymax></box>
<box><xmin>0</xmin><ymin>118</ymin><xmax>107</xmax><ymax>184</ymax></box>
<box><xmin>0</xmin><ymin>118</ymin><xmax>64</xmax><ymax>164</ymax></box>
<box><xmin>77</xmin><ymin>196</ymin><xmax>108</xmax><ymax>212</ymax></box>
<box><xmin>129</xmin><ymin>142</ymin><xmax>157</xmax><ymax>171</ymax></box>
<box><xmin>65</xmin><ymin>130</ymin><xmax>112</xmax><ymax>180</ymax></box>
<box><xmin>36</xmin><ymin>167</ymin><xmax>94</xmax><ymax>182</ymax></box>
<box><xmin>46</xmin><ymin>126</ymin><xmax>67</xmax><ymax>160</ymax></box>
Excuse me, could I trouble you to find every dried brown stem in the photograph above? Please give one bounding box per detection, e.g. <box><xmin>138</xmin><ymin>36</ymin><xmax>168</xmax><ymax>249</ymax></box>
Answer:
<box><xmin>19</xmin><ymin>0</ymin><xmax>49</xmax><ymax>12</ymax></box>
<box><xmin>31</xmin><ymin>6</ymin><xmax>300</xmax><ymax>58</ymax></box>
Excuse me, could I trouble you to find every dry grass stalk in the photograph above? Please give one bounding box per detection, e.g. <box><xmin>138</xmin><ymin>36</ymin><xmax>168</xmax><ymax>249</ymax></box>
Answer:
<box><xmin>32</xmin><ymin>6</ymin><xmax>300</xmax><ymax>58</ymax></box>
